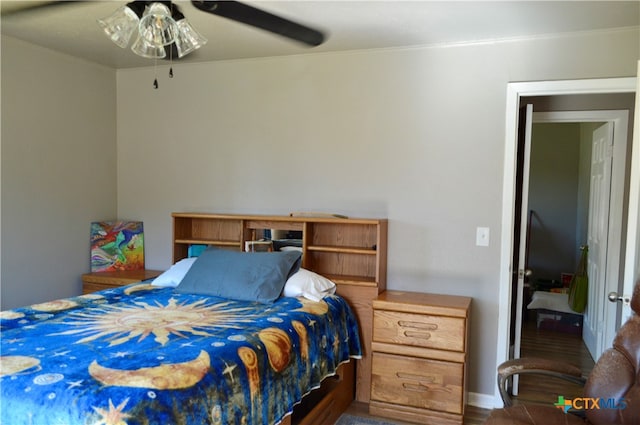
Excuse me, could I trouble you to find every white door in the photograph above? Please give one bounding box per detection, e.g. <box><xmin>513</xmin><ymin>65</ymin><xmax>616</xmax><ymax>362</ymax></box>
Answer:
<box><xmin>510</xmin><ymin>104</ymin><xmax>533</xmax><ymax>395</ymax></box>
<box><xmin>583</xmin><ymin>122</ymin><xmax>614</xmax><ymax>360</ymax></box>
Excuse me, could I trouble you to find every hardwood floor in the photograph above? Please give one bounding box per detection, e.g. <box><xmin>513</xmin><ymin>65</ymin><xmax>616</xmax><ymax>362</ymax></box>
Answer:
<box><xmin>344</xmin><ymin>401</ymin><xmax>491</xmax><ymax>424</ymax></box>
<box><xmin>511</xmin><ymin>317</ymin><xmax>594</xmax><ymax>407</ymax></box>
<box><xmin>463</xmin><ymin>405</ymin><xmax>493</xmax><ymax>425</ymax></box>
<box><xmin>344</xmin><ymin>317</ymin><xmax>595</xmax><ymax>424</ymax></box>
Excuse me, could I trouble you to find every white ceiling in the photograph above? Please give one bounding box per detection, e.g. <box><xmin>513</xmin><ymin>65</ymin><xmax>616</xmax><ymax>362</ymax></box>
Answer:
<box><xmin>2</xmin><ymin>1</ymin><xmax>639</xmax><ymax>69</ymax></box>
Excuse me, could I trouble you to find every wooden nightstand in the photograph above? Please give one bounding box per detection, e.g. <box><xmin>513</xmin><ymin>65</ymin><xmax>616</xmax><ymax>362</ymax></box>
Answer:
<box><xmin>369</xmin><ymin>290</ymin><xmax>471</xmax><ymax>425</ymax></box>
<box><xmin>81</xmin><ymin>269</ymin><xmax>163</xmax><ymax>294</ymax></box>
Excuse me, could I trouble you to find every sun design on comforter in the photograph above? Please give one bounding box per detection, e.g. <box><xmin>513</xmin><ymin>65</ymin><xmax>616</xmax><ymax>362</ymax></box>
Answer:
<box><xmin>92</xmin><ymin>398</ymin><xmax>131</xmax><ymax>425</ymax></box>
<box><xmin>50</xmin><ymin>297</ymin><xmax>256</xmax><ymax>346</ymax></box>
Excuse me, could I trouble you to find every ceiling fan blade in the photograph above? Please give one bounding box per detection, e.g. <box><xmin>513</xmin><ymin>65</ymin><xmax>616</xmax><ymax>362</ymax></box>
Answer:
<box><xmin>191</xmin><ymin>1</ymin><xmax>325</xmax><ymax>47</ymax></box>
<box><xmin>0</xmin><ymin>1</ymin><xmax>83</xmax><ymax>17</ymax></box>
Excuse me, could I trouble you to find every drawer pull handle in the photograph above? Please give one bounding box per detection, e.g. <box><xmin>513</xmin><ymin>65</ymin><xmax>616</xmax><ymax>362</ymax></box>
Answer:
<box><xmin>397</xmin><ymin>372</ymin><xmax>435</xmax><ymax>382</ymax></box>
<box><xmin>397</xmin><ymin>372</ymin><xmax>452</xmax><ymax>394</ymax></box>
<box><xmin>403</xmin><ymin>330</ymin><xmax>431</xmax><ymax>339</ymax></box>
<box><xmin>402</xmin><ymin>382</ymin><xmax>429</xmax><ymax>392</ymax></box>
<box><xmin>402</xmin><ymin>382</ymin><xmax>452</xmax><ymax>394</ymax></box>
<box><xmin>398</xmin><ymin>320</ymin><xmax>438</xmax><ymax>331</ymax></box>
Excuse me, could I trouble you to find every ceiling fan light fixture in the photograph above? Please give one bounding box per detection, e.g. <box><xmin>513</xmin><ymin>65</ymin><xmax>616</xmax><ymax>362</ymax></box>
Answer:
<box><xmin>97</xmin><ymin>5</ymin><xmax>140</xmax><ymax>49</ymax></box>
<box><xmin>131</xmin><ymin>34</ymin><xmax>167</xmax><ymax>59</ymax></box>
<box><xmin>98</xmin><ymin>1</ymin><xmax>210</xmax><ymax>62</ymax></box>
<box><xmin>138</xmin><ymin>2</ymin><xmax>178</xmax><ymax>47</ymax></box>
<box><xmin>174</xmin><ymin>19</ymin><xmax>208</xmax><ymax>58</ymax></box>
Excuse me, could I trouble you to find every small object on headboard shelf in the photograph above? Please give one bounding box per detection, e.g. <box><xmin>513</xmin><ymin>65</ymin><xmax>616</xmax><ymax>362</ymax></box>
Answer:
<box><xmin>245</xmin><ymin>240</ymin><xmax>274</xmax><ymax>252</ymax></box>
<box><xmin>188</xmin><ymin>244</ymin><xmax>207</xmax><ymax>257</ymax></box>
<box><xmin>289</xmin><ymin>211</ymin><xmax>349</xmax><ymax>219</ymax></box>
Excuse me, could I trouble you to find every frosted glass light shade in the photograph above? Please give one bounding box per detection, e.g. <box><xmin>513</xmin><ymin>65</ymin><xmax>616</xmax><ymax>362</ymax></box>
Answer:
<box><xmin>174</xmin><ymin>19</ymin><xmax>208</xmax><ymax>58</ymax></box>
<box><xmin>98</xmin><ymin>2</ymin><xmax>205</xmax><ymax>60</ymax></box>
<box><xmin>97</xmin><ymin>5</ymin><xmax>139</xmax><ymax>48</ymax></box>
<box><xmin>138</xmin><ymin>3</ymin><xmax>178</xmax><ymax>47</ymax></box>
<box><xmin>131</xmin><ymin>35</ymin><xmax>166</xmax><ymax>59</ymax></box>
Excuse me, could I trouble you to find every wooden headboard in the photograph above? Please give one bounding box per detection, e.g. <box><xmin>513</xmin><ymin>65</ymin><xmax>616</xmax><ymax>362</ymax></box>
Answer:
<box><xmin>171</xmin><ymin>212</ymin><xmax>387</xmax><ymax>402</ymax></box>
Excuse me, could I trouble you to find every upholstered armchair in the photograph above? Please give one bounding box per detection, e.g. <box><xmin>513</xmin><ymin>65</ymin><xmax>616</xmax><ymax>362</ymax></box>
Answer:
<box><xmin>484</xmin><ymin>281</ymin><xmax>640</xmax><ymax>425</ymax></box>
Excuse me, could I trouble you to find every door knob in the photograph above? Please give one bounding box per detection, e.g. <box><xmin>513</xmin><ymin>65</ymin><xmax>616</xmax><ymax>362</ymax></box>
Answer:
<box><xmin>518</xmin><ymin>269</ymin><xmax>533</xmax><ymax>279</ymax></box>
<box><xmin>608</xmin><ymin>292</ymin><xmax>630</xmax><ymax>304</ymax></box>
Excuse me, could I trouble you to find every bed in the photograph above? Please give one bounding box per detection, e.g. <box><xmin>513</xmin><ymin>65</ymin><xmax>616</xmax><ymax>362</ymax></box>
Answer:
<box><xmin>526</xmin><ymin>290</ymin><xmax>583</xmax><ymax>335</ymax></box>
<box><xmin>1</xmin><ymin>281</ymin><xmax>360</xmax><ymax>424</ymax></box>
<box><xmin>1</xmin><ymin>212</ymin><xmax>388</xmax><ymax>425</ymax></box>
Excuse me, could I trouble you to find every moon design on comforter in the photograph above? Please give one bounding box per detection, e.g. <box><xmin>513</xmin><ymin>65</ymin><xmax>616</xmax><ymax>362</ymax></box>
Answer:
<box><xmin>89</xmin><ymin>350</ymin><xmax>211</xmax><ymax>389</ymax></box>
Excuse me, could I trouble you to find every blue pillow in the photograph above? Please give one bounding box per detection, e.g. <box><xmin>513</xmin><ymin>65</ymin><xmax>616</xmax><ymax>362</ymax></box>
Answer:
<box><xmin>176</xmin><ymin>247</ymin><xmax>302</xmax><ymax>303</ymax></box>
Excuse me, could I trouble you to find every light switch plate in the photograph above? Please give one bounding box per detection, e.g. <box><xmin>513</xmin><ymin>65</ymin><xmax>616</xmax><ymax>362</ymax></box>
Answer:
<box><xmin>476</xmin><ymin>227</ymin><xmax>490</xmax><ymax>247</ymax></box>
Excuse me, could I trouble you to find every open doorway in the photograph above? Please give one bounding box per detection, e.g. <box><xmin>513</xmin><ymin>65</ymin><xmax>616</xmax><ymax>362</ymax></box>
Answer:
<box><xmin>510</xmin><ymin>108</ymin><xmax>629</xmax><ymax>400</ymax></box>
<box><xmin>515</xmin><ymin>120</ymin><xmax>606</xmax><ymax>403</ymax></box>
<box><xmin>496</xmin><ymin>78</ymin><xmax>638</xmax><ymax>407</ymax></box>
<box><xmin>513</xmin><ymin>105</ymin><xmax>632</xmax><ymax>395</ymax></box>
<box><xmin>522</xmin><ymin>110</ymin><xmax>629</xmax><ymax>362</ymax></box>
<box><xmin>524</xmin><ymin>120</ymin><xmax>602</xmax><ymax>359</ymax></box>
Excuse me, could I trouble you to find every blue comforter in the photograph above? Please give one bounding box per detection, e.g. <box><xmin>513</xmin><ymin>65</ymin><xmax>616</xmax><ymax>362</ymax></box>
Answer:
<box><xmin>0</xmin><ymin>284</ymin><xmax>361</xmax><ymax>424</ymax></box>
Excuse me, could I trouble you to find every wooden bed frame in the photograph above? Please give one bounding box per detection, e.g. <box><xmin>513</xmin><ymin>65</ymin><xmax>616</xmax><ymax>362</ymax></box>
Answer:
<box><xmin>172</xmin><ymin>212</ymin><xmax>388</xmax><ymax>425</ymax></box>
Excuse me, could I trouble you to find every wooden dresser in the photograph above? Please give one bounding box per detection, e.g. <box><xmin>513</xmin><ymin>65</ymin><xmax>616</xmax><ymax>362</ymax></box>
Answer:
<box><xmin>82</xmin><ymin>269</ymin><xmax>163</xmax><ymax>294</ymax></box>
<box><xmin>369</xmin><ymin>290</ymin><xmax>471</xmax><ymax>425</ymax></box>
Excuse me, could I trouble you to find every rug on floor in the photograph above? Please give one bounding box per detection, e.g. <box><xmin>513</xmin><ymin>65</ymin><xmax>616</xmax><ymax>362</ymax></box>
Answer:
<box><xmin>334</xmin><ymin>414</ymin><xmax>398</xmax><ymax>425</ymax></box>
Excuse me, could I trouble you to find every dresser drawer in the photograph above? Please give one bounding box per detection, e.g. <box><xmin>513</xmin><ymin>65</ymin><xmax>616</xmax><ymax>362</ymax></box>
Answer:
<box><xmin>373</xmin><ymin>309</ymin><xmax>465</xmax><ymax>352</ymax></box>
<box><xmin>370</xmin><ymin>352</ymin><xmax>463</xmax><ymax>414</ymax></box>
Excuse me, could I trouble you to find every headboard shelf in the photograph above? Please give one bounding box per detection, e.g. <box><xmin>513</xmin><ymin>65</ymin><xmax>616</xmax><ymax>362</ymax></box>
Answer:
<box><xmin>324</xmin><ymin>274</ymin><xmax>378</xmax><ymax>287</ymax></box>
<box><xmin>245</xmin><ymin>219</ymin><xmax>305</xmax><ymax>231</ymax></box>
<box><xmin>171</xmin><ymin>212</ymin><xmax>387</xmax><ymax>402</ymax></box>
<box><xmin>306</xmin><ymin>245</ymin><xmax>377</xmax><ymax>255</ymax></box>
<box><xmin>174</xmin><ymin>239</ymin><xmax>242</xmax><ymax>247</ymax></box>
<box><xmin>172</xmin><ymin>212</ymin><xmax>387</xmax><ymax>291</ymax></box>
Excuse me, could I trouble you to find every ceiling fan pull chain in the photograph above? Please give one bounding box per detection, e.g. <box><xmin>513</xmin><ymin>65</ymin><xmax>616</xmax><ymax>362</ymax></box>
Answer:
<box><xmin>167</xmin><ymin>2</ymin><xmax>174</xmax><ymax>82</ymax></box>
<box><xmin>153</xmin><ymin>57</ymin><xmax>159</xmax><ymax>89</ymax></box>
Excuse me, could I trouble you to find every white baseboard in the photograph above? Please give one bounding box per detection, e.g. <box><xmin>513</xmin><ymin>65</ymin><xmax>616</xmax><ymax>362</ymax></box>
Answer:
<box><xmin>467</xmin><ymin>392</ymin><xmax>500</xmax><ymax>410</ymax></box>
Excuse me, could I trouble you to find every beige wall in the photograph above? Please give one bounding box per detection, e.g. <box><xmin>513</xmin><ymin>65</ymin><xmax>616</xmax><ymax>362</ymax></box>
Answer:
<box><xmin>116</xmin><ymin>27</ymin><xmax>639</xmax><ymax>400</ymax></box>
<box><xmin>0</xmin><ymin>25</ymin><xmax>637</xmax><ymax>403</ymax></box>
<box><xmin>1</xmin><ymin>36</ymin><xmax>117</xmax><ymax>308</ymax></box>
<box><xmin>528</xmin><ymin>123</ymin><xmax>582</xmax><ymax>282</ymax></box>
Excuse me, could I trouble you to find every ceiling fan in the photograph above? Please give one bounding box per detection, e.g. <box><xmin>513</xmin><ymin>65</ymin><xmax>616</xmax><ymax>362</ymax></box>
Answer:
<box><xmin>3</xmin><ymin>1</ymin><xmax>325</xmax><ymax>58</ymax></box>
<box><xmin>190</xmin><ymin>1</ymin><xmax>325</xmax><ymax>47</ymax></box>
<box><xmin>2</xmin><ymin>1</ymin><xmax>325</xmax><ymax>88</ymax></box>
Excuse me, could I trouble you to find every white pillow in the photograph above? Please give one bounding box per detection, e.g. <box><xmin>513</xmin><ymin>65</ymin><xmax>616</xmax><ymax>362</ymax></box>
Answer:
<box><xmin>527</xmin><ymin>291</ymin><xmax>579</xmax><ymax>315</ymax></box>
<box><xmin>151</xmin><ymin>257</ymin><xmax>197</xmax><ymax>287</ymax></box>
<box><xmin>283</xmin><ymin>268</ymin><xmax>336</xmax><ymax>302</ymax></box>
